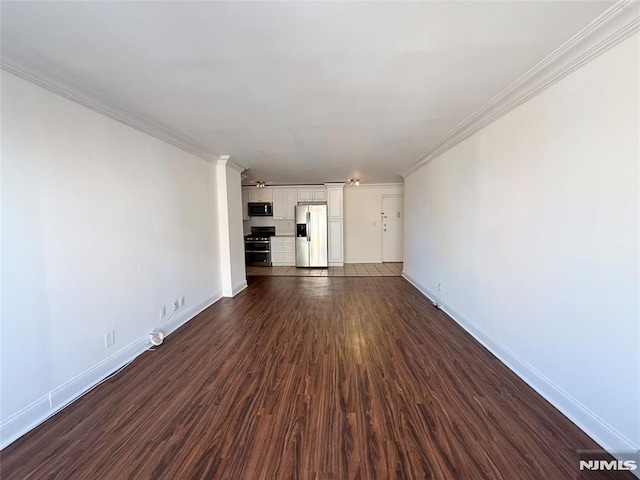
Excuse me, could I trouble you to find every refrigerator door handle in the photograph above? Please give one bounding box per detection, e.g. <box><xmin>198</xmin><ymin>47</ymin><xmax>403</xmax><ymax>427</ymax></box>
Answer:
<box><xmin>307</xmin><ymin>211</ymin><xmax>311</xmax><ymax>241</ymax></box>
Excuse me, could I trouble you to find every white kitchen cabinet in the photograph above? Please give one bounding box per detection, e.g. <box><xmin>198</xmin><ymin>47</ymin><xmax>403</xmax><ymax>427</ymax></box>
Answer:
<box><xmin>272</xmin><ymin>188</ymin><xmax>297</xmax><ymax>220</ymax></box>
<box><xmin>328</xmin><ymin>220</ymin><xmax>343</xmax><ymax>264</ymax></box>
<box><xmin>248</xmin><ymin>187</ymin><xmax>272</xmax><ymax>203</ymax></box>
<box><xmin>272</xmin><ymin>189</ymin><xmax>284</xmax><ymax>219</ymax></box>
<box><xmin>327</xmin><ymin>187</ymin><xmax>343</xmax><ymax>219</ymax></box>
<box><xmin>312</xmin><ymin>188</ymin><xmax>327</xmax><ymax>201</ymax></box>
<box><xmin>241</xmin><ymin>189</ymin><xmax>250</xmax><ymax>220</ymax></box>
<box><xmin>284</xmin><ymin>190</ymin><xmax>297</xmax><ymax>218</ymax></box>
<box><xmin>247</xmin><ymin>188</ymin><xmax>260</xmax><ymax>203</ymax></box>
<box><xmin>297</xmin><ymin>189</ymin><xmax>313</xmax><ymax>202</ymax></box>
<box><xmin>297</xmin><ymin>187</ymin><xmax>325</xmax><ymax>203</ymax></box>
<box><xmin>271</xmin><ymin>237</ymin><xmax>296</xmax><ymax>266</ymax></box>
<box><xmin>325</xmin><ymin>183</ymin><xmax>344</xmax><ymax>266</ymax></box>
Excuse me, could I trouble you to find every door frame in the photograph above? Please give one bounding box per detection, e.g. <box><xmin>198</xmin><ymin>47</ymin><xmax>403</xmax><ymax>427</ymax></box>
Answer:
<box><xmin>381</xmin><ymin>194</ymin><xmax>404</xmax><ymax>263</ymax></box>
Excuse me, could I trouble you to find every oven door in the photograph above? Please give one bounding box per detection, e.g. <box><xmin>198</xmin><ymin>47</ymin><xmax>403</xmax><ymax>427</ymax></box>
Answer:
<box><xmin>245</xmin><ymin>240</ymin><xmax>271</xmax><ymax>266</ymax></box>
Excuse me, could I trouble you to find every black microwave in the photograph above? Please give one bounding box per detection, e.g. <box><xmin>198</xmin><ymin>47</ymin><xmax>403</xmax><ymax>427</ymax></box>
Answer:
<box><xmin>248</xmin><ymin>202</ymin><xmax>273</xmax><ymax>216</ymax></box>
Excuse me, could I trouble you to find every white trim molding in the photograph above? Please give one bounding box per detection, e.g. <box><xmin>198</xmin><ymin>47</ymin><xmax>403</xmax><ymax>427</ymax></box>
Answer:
<box><xmin>346</xmin><ymin>183</ymin><xmax>404</xmax><ymax>189</ymax></box>
<box><xmin>0</xmin><ymin>292</ymin><xmax>222</xmax><ymax>450</ymax></box>
<box><xmin>232</xmin><ymin>281</ymin><xmax>248</xmax><ymax>297</ymax></box>
<box><xmin>401</xmin><ymin>272</ymin><xmax>638</xmax><ymax>456</ymax></box>
<box><xmin>217</xmin><ymin>155</ymin><xmax>247</xmax><ymax>174</ymax></box>
<box><xmin>0</xmin><ymin>38</ymin><xmax>220</xmax><ymax>163</ymax></box>
<box><xmin>402</xmin><ymin>0</ymin><xmax>640</xmax><ymax>177</ymax></box>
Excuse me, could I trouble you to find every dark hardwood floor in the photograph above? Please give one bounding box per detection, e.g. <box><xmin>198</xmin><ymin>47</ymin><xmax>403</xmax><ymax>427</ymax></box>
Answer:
<box><xmin>1</xmin><ymin>276</ymin><xmax>629</xmax><ymax>479</ymax></box>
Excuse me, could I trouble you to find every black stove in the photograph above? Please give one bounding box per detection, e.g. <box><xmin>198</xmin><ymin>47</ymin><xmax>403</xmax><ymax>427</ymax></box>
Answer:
<box><xmin>245</xmin><ymin>226</ymin><xmax>276</xmax><ymax>241</ymax></box>
<box><xmin>245</xmin><ymin>235</ymin><xmax>272</xmax><ymax>241</ymax></box>
<box><xmin>245</xmin><ymin>226</ymin><xmax>276</xmax><ymax>266</ymax></box>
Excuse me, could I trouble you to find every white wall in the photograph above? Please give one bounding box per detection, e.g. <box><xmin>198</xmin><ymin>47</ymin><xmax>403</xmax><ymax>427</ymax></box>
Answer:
<box><xmin>403</xmin><ymin>35</ymin><xmax>639</xmax><ymax>452</ymax></box>
<box><xmin>0</xmin><ymin>71</ymin><xmax>223</xmax><ymax>446</ymax></box>
<box><xmin>344</xmin><ymin>184</ymin><xmax>404</xmax><ymax>263</ymax></box>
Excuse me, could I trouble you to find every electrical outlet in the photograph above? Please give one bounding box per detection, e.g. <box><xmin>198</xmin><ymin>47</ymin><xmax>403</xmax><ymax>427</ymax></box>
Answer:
<box><xmin>104</xmin><ymin>331</ymin><xmax>115</xmax><ymax>348</ymax></box>
<box><xmin>179</xmin><ymin>296</ymin><xmax>185</xmax><ymax>307</ymax></box>
<box><xmin>172</xmin><ymin>300</ymin><xmax>179</xmax><ymax>310</ymax></box>
<box><xmin>159</xmin><ymin>306</ymin><xmax>166</xmax><ymax>319</ymax></box>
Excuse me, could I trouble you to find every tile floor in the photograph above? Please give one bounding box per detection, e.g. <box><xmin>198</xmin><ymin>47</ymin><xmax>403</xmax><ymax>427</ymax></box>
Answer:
<box><xmin>246</xmin><ymin>263</ymin><xmax>403</xmax><ymax>277</ymax></box>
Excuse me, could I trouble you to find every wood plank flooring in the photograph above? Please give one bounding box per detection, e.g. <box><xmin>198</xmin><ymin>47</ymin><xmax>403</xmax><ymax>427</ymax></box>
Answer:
<box><xmin>246</xmin><ymin>262</ymin><xmax>403</xmax><ymax>277</ymax></box>
<box><xmin>1</xmin><ymin>277</ymin><xmax>629</xmax><ymax>479</ymax></box>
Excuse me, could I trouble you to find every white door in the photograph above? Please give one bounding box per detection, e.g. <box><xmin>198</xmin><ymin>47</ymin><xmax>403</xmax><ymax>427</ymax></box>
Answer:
<box><xmin>381</xmin><ymin>195</ymin><xmax>404</xmax><ymax>262</ymax></box>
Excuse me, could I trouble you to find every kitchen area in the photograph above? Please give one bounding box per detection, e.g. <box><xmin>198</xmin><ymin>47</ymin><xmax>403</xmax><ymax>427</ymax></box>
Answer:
<box><xmin>242</xmin><ymin>184</ymin><xmax>344</xmax><ymax>270</ymax></box>
<box><xmin>242</xmin><ymin>182</ymin><xmax>404</xmax><ymax>277</ymax></box>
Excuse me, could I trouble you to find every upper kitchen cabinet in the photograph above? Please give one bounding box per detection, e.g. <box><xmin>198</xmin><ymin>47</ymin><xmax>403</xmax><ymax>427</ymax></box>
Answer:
<box><xmin>297</xmin><ymin>187</ymin><xmax>326</xmax><ymax>203</ymax></box>
<box><xmin>248</xmin><ymin>187</ymin><xmax>272</xmax><ymax>203</ymax></box>
<box><xmin>241</xmin><ymin>189</ymin><xmax>250</xmax><ymax>220</ymax></box>
<box><xmin>272</xmin><ymin>188</ymin><xmax>297</xmax><ymax>220</ymax></box>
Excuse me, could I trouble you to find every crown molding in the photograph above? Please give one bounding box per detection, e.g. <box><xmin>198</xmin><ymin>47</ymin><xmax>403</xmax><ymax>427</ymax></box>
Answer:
<box><xmin>216</xmin><ymin>155</ymin><xmax>247</xmax><ymax>173</ymax></box>
<box><xmin>0</xmin><ymin>38</ymin><xmax>221</xmax><ymax>163</ymax></box>
<box><xmin>345</xmin><ymin>182</ymin><xmax>404</xmax><ymax>189</ymax></box>
<box><xmin>402</xmin><ymin>0</ymin><xmax>640</xmax><ymax>178</ymax></box>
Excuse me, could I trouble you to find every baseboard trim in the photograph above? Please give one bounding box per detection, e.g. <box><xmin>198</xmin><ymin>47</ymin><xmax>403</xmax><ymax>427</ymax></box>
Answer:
<box><xmin>401</xmin><ymin>272</ymin><xmax>638</xmax><ymax>455</ymax></box>
<box><xmin>232</xmin><ymin>281</ymin><xmax>248</xmax><ymax>296</ymax></box>
<box><xmin>161</xmin><ymin>291</ymin><xmax>222</xmax><ymax>337</ymax></box>
<box><xmin>0</xmin><ymin>291</ymin><xmax>222</xmax><ymax>450</ymax></box>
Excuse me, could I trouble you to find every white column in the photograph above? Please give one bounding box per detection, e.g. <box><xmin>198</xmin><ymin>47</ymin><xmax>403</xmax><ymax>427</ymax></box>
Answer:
<box><xmin>216</xmin><ymin>155</ymin><xmax>247</xmax><ymax>297</ymax></box>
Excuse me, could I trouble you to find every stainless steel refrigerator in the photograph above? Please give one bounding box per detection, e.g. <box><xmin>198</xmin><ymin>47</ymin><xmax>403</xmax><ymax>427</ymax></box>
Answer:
<box><xmin>295</xmin><ymin>204</ymin><xmax>328</xmax><ymax>267</ymax></box>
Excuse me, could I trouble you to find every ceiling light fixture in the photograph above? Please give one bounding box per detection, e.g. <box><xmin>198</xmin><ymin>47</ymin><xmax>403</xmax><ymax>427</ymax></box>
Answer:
<box><xmin>256</xmin><ymin>181</ymin><xmax>266</xmax><ymax>188</ymax></box>
<box><xmin>348</xmin><ymin>178</ymin><xmax>360</xmax><ymax>186</ymax></box>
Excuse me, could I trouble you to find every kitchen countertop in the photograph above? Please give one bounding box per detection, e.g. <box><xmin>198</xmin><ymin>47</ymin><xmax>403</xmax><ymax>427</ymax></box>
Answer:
<box><xmin>273</xmin><ymin>234</ymin><xmax>295</xmax><ymax>237</ymax></box>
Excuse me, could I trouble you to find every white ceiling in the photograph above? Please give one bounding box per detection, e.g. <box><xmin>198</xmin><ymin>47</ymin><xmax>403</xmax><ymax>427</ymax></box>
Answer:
<box><xmin>1</xmin><ymin>1</ymin><xmax>613</xmax><ymax>185</ymax></box>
